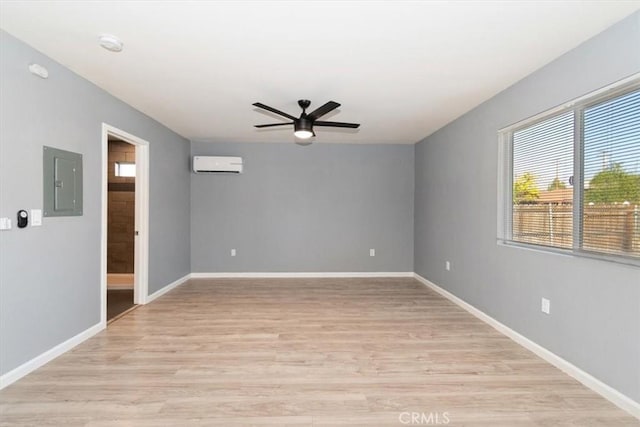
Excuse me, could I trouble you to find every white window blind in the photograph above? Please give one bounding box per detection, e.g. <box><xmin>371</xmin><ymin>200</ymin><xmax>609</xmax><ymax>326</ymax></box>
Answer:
<box><xmin>582</xmin><ymin>89</ymin><xmax>640</xmax><ymax>258</ymax></box>
<box><xmin>512</xmin><ymin>112</ymin><xmax>574</xmax><ymax>249</ymax></box>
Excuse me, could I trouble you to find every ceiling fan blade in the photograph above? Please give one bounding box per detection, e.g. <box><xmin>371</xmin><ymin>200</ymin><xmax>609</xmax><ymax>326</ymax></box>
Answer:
<box><xmin>253</xmin><ymin>102</ymin><xmax>297</xmax><ymax>120</ymax></box>
<box><xmin>308</xmin><ymin>101</ymin><xmax>341</xmax><ymax>120</ymax></box>
<box><xmin>313</xmin><ymin>121</ymin><xmax>360</xmax><ymax>128</ymax></box>
<box><xmin>254</xmin><ymin>122</ymin><xmax>294</xmax><ymax>128</ymax></box>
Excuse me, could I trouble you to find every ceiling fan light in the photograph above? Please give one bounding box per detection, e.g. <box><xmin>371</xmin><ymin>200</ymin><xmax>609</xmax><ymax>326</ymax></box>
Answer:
<box><xmin>294</xmin><ymin>129</ymin><xmax>313</xmax><ymax>139</ymax></box>
<box><xmin>294</xmin><ymin>119</ymin><xmax>314</xmax><ymax>139</ymax></box>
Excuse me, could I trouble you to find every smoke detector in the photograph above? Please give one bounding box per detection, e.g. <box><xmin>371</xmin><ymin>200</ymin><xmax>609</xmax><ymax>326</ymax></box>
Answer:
<box><xmin>28</xmin><ymin>63</ymin><xmax>49</xmax><ymax>79</ymax></box>
<box><xmin>98</xmin><ymin>34</ymin><xmax>123</xmax><ymax>52</ymax></box>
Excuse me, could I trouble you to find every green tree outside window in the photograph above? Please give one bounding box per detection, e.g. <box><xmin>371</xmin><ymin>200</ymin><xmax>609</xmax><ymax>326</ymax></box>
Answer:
<box><xmin>514</xmin><ymin>172</ymin><xmax>540</xmax><ymax>204</ymax></box>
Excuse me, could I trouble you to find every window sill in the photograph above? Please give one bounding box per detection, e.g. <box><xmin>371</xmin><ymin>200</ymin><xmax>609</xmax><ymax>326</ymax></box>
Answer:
<box><xmin>496</xmin><ymin>239</ymin><xmax>640</xmax><ymax>269</ymax></box>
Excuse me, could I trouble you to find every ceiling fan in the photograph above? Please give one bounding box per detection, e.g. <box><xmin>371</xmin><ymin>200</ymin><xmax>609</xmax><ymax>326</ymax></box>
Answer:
<box><xmin>253</xmin><ymin>99</ymin><xmax>360</xmax><ymax>139</ymax></box>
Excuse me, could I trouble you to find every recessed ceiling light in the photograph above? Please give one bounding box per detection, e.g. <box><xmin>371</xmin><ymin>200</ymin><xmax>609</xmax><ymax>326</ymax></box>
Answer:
<box><xmin>98</xmin><ymin>34</ymin><xmax>123</xmax><ymax>52</ymax></box>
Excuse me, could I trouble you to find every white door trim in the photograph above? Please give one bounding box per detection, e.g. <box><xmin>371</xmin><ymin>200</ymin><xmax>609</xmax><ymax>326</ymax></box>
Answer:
<box><xmin>101</xmin><ymin>123</ymin><xmax>150</xmax><ymax>326</ymax></box>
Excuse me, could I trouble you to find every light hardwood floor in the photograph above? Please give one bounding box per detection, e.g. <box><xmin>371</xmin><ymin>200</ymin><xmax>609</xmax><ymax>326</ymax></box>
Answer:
<box><xmin>0</xmin><ymin>278</ymin><xmax>637</xmax><ymax>426</ymax></box>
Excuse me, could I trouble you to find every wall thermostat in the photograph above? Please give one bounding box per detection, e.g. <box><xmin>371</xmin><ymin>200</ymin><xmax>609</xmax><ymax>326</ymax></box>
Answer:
<box><xmin>17</xmin><ymin>210</ymin><xmax>28</xmax><ymax>228</ymax></box>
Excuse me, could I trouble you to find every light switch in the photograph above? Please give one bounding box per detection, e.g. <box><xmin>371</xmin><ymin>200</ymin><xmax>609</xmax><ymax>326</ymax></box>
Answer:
<box><xmin>0</xmin><ymin>217</ymin><xmax>11</xmax><ymax>230</ymax></box>
<box><xmin>31</xmin><ymin>209</ymin><xmax>42</xmax><ymax>226</ymax></box>
<box><xmin>541</xmin><ymin>298</ymin><xmax>551</xmax><ymax>314</ymax></box>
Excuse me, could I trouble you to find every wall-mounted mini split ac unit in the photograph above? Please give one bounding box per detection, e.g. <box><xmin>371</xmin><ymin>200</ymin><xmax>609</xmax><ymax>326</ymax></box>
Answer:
<box><xmin>192</xmin><ymin>156</ymin><xmax>243</xmax><ymax>174</ymax></box>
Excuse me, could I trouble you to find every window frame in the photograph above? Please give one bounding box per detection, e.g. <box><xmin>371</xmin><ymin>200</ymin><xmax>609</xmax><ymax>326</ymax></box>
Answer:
<box><xmin>498</xmin><ymin>74</ymin><xmax>640</xmax><ymax>267</ymax></box>
<box><xmin>114</xmin><ymin>161</ymin><xmax>136</xmax><ymax>177</ymax></box>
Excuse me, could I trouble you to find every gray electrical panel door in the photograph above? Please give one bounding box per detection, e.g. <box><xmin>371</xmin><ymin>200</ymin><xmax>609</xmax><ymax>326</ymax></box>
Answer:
<box><xmin>43</xmin><ymin>146</ymin><xmax>83</xmax><ymax>217</ymax></box>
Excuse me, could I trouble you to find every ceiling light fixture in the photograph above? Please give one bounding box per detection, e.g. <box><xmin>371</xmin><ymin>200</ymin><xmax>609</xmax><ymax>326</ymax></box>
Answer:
<box><xmin>294</xmin><ymin>130</ymin><xmax>313</xmax><ymax>139</ymax></box>
<box><xmin>253</xmin><ymin>100</ymin><xmax>359</xmax><ymax>141</ymax></box>
<box><xmin>294</xmin><ymin>119</ymin><xmax>314</xmax><ymax>139</ymax></box>
<box><xmin>98</xmin><ymin>34</ymin><xmax>123</xmax><ymax>52</ymax></box>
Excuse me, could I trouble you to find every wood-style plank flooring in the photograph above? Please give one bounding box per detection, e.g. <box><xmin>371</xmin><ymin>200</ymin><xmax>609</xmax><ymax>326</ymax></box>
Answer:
<box><xmin>0</xmin><ymin>278</ymin><xmax>637</xmax><ymax>426</ymax></box>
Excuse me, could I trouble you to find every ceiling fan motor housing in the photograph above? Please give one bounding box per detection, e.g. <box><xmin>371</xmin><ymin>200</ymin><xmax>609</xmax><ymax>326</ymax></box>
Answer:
<box><xmin>295</xmin><ymin>117</ymin><xmax>313</xmax><ymax>133</ymax></box>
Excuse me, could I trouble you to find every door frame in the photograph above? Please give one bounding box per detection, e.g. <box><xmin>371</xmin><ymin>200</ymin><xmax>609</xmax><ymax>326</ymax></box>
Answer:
<box><xmin>101</xmin><ymin>123</ymin><xmax>150</xmax><ymax>325</ymax></box>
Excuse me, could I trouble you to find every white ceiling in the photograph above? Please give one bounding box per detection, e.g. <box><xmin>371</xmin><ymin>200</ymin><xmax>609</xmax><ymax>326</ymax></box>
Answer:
<box><xmin>1</xmin><ymin>1</ymin><xmax>639</xmax><ymax>144</ymax></box>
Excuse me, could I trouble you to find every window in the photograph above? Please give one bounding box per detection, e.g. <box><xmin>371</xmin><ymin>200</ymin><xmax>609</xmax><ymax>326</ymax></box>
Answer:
<box><xmin>500</xmin><ymin>78</ymin><xmax>640</xmax><ymax>264</ymax></box>
<box><xmin>115</xmin><ymin>162</ymin><xmax>136</xmax><ymax>177</ymax></box>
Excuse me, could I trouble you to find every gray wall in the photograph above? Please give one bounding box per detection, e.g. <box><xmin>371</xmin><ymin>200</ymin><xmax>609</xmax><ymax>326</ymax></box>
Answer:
<box><xmin>0</xmin><ymin>31</ymin><xmax>191</xmax><ymax>375</ymax></box>
<box><xmin>191</xmin><ymin>142</ymin><xmax>414</xmax><ymax>272</ymax></box>
<box><xmin>414</xmin><ymin>12</ymin><xmax>640</xmax><ymax>402</ymax></box>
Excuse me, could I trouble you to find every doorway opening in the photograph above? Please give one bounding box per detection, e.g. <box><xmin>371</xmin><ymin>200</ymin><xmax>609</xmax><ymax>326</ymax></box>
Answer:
<box><xmin>107</xmin><ymin>137</ymin><xmax>136</xmax><ymax>321</ymax></box>
<box><xmin>101</xmin><ymin>124</ymin><xmax>149</xmax><ymax>325</ymax></box>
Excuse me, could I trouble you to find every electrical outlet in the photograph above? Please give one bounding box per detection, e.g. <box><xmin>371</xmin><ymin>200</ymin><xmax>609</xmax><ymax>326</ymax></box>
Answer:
<box><xmin>541</xmin><ymin>298</ymin><xmax>550</xmax><ymax>314</ymax></box>
<box><xmin>369</xmin><ymin>249</ymin><xmax>375</xmax><ymax>257</ymax></box>
<box><xmin>445</xmin><ymin>261</ymin><xmax>451</xmax><ymax>271</ymax></box>
<box><xmin>231</xmin><ymin>249</ymin><xmax>236</xmax><ymax>257</ymax></box>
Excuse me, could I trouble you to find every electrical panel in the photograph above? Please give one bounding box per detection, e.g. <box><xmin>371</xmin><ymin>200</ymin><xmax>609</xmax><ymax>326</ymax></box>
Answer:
<box><xmin>43</xmin><ymin>146</ymin><xmax>83</xmax><ymax>217</ymax></box>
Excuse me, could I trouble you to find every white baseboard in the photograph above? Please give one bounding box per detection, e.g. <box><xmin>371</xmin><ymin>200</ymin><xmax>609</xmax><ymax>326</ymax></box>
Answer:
<box><xmin>145</xmin><ymin>273</ymin><xmax>191</xmax><ymax>303</ymax></box>
<box><xmin>413</xmin><ymin>273</ymin><xmax>640</xmax><ymax>419</ymax></box>
<box><xmin>0</xmin><ymin>322</ymin><xmax>104</xmax><ymax>390</ymax></box>
<box><xmin>190</xmin><ymin>272</ymin><xmax>414</xmax><ymax>279</ymax></box>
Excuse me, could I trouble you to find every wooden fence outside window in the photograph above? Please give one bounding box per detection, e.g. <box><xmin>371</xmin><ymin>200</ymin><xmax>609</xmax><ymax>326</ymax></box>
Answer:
<box><xmin>513</xmin><ymin>204</ymin><xmax>639</xmax><ymax>257</ymax></box>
